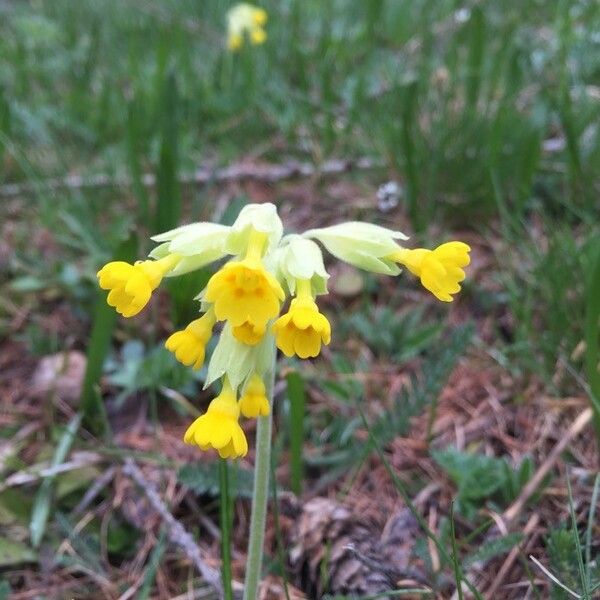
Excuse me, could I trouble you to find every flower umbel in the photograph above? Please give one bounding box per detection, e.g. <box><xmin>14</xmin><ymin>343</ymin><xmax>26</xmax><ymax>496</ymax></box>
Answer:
<box><xmin>184</xmin><ymin>379</ymin><xmax>248</xmax><ymax>459</ymax></box>
<box><xmin>239</xmin><ymin>374</ymin><xmax>270</xmax><ymax>418</ymax></box>
<box><xmin>97</xmin><ymin>254</ymin><xmax>179</xmax><ymax>317</ymax></box>
<box><xmin>97</xmin><ymin>202</ymin><xmax>470</xmax><ymax>461</ymax></box>
<box><xmin>165</xmin><ymin>310</ymin><xmax>216</xmax><ymax>370</ymax></box>
<box><xmin>273</xmin><ymin>279</ymin><xmax>331</xmax><ymax>359</ymax></box>
<box><xmin>226</xmin><ymin>3</ymin><xmax>267</xmax><ymax>51</ymax></box>
<box><xmin>392</xmin><ymin>241</ymin><xmax>471</xmax><ymax>302</ymax></box>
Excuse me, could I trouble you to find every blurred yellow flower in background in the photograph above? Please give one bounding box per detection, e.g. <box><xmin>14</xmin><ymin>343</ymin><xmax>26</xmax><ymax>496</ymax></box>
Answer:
<box><xmin>226</xmin><ymin>3</ymin><xmax>268</xmax><ymax>51</ymax></box>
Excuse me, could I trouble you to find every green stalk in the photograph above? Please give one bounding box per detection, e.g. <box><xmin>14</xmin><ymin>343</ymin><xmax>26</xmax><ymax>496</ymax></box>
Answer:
<box><xmin>243</xmin><ymin>345</ymin><xmax>276</xmax><ymax>600</ymax></box>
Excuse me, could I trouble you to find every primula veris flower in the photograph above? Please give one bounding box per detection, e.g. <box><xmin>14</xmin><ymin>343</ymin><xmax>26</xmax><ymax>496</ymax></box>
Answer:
<box><xmin>239</xmin><ymin>374</ymin><xmax>270</xmax><ymax>418</ymax></box>
<box><xmin>97</xmin><ymin>254</ymin><xmax>179</xmax><ymax>317</ymax></box>
<box><xmin>97</xmin><ymin>202</ymin><xmax>470</xmax><ymax>458</ymax></box>
<box><xmin>184</xmin><ymin>379</ymin><xmax>248</xmax><ymax>459</ymax></box>
<box><xmin>392</xmin><ymin>241</ymin><xmax>471</xmax><ymax>302</ymax></box>
<box><xmin>273</xmin><ymin>280</ymin><xmax>331</xmax><ymax>359</ymax></box>
<box><xmin>165</xmin><ymin>310</ymin><xmax>216</xmax><ymax>370</ymax></box>
<box><xmin>226</xmin><ymin>3</ymin><xmax>268</xmax><ymax>51</ymax></box>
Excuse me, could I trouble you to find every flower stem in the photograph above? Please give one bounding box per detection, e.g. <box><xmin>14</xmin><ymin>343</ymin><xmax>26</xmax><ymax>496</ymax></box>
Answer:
<box><xmin>243</xmin><ymin>346</ymin><xmax>275</xmax><ymax>600</ymax></box>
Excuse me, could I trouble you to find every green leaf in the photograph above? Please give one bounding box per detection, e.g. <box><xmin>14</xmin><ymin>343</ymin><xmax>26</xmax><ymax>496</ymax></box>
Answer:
<box><xmin>0</xmin><ymin>537</ymin><xmax>37</xmax><ymax>567</ymax></box>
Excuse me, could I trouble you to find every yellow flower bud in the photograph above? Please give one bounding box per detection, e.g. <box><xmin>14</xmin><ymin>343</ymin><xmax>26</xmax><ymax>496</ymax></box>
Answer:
<box><xmin>239</xmin><ymin>374</ymin><xmax>270</xmax><ymax>418</ymax></box>
<box><xmin>165</xmin><ymin>310</ymin><xmax>216</xmax><ymax>370</ymax></box>
<box><xmin>232</xmin><ymin>320</ymin><xmax>266</xmax><ymax>346</ymax></box>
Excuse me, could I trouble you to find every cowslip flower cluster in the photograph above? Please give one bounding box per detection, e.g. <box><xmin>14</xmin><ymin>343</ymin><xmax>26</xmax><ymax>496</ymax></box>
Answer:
<box><xmin>97</xmin><ymin>204</ymin><xmax>470</xmax><ymax>459</ymax></box>
<box><xmin>226</xmin><ymin>3</ymin><xmax>268</xmax><ymax>51</ymax></box>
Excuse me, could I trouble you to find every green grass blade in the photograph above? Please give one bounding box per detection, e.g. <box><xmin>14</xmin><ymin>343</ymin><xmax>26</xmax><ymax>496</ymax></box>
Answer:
<box><xmin>450</xmin><ymin>502</ymin><xmax>465</xmax><ymax>600</ymax></box>
<box><xmin>286</xmin><ymin>371</ymin><xmax>305</xmax><ymax>496</ymax></box>
<box><xmin>585</xmin><ymin>474</ymin><xmax>600</xmax><ymax>586</ymax></box>
<box><xmin>465</xmin><ymin>7</ymin><xmax>485</xmax><ymax>110</ymax></box>
<box><xmin>566</xmin><ymin>472</ymin><xmax>590</xmax><ymax>598</ymax></box>
<box><xmin>30</xmin><ymin>412</ymin><xmax>82</xmax><ymax>547</ymax></box>
<box><xmin>82</xmin><ymin>235</ymin><xmax>137</xmax><ymax>436</ymax></box>
<box><xmin>219</xmin><ymin>459</ymin><xmax>233</xmax><ymax>600</ymax></box>
<box><xmin>155</xmin><ymin>68</ymin><xmax>181</xmax><ymax>232</ymax></box>
<box><xmin>270</xmin><ymin>458</ymin><xmax>291</xmax><ymax>600</ymax></box>
<box><xmin>585</xmin><ymin>241</ymin><xmax>600</xmax><ymax>439</ymax></box>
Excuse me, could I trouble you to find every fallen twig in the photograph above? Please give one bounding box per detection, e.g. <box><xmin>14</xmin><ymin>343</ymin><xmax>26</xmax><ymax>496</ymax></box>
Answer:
<box><xmin>0</xmin><ymin>157</ymin><xmax>381</xmax><ymax>198</ymax></box>
<box><xmin>0</xmin><ymin>450</ymin><xmax>102</xmax><ymax>492</ymax></box>
<box><xmin>122</xmin><ymin>458</ymin><xmax>224</xmax><ymax>599</ymax></box>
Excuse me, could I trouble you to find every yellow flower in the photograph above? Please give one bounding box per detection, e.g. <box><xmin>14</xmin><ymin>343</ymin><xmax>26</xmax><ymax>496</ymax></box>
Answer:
<box><xmin>392</xmin><ymin>241</ymin><xmax>471</xmax><ymax>302</ymax></box>
<box><xmin>272</xmin><ymin>279</ymin><xmax>331</xmax><ymax>359</ymax></box>
<box><xmin>184</xmin><ymin>380</ymin><xmax>248</xmax><ymax>459</ymax></box>
<box><xmin>205</xmin><ymin>258</ymin><xmax>284</xmax><ymax>328</ymax></box>
<box><xmin>227</xmin><ymin>3</ymin><xmax>268</xmax><ymax>51</ymax></box>
<box><xmin>165</xmin><ymin>310</ymin><xmax>216</xmax><ymax>370</ymax></box>
<box><xmin>232</xmin><ymin>320</ymin><xmax>266</xmax><ymax>346</ymax></box>
<box><xmin>239</xmin><ymin>374</ymin><xmax>270</xmax><ymax>418</ymax></box>
<box><xmin>97</xmin><ymin>254</ymin><xmax>179</xmax><ymax>317</ymax></box>
<box><xmin>205</xmin><ymin>229</ymin><xmax>284</xmax><ymax>331</ymax></box>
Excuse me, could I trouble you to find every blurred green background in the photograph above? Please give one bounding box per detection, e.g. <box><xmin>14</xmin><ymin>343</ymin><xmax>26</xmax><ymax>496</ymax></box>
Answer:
<box><xmin>1</xmin><ymin>1</ymin><xmax>599</xmax><ymax>598</ymax></box>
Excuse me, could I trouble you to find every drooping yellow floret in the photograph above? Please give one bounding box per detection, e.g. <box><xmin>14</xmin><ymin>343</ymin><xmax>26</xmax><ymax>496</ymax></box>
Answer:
<box><xmin>232</xmin><ymin>320</ymin><xmax>266</xmax><ymax>346</ymax></box>
<box><xmin>184</xmin><ymin>379</ymin><xmax>248</xmax><ymax>459</ymax></box>
<box><xmin>392</xmin><ymin>241</ymin><xmax>471</xmax><ymax>302</ymax></box>
<box><xmin>97</xmin><ymin>254</ymin><xmax>179</xmax><ymax>317</ymax></box>
<box><xmin>165</xmin><ymin>310</ymin><xmax>216</xmax><ymax>370</ymax></box>
<box><xmin>272</xmin><ymin>279</ymin><xmax>331</xmax><ymax>359</ymax></box>
<box><xmin>205</xmin><ymin>258</ymin><xmax>284</xmax><ymax>328</ymax></box>
<box><xmin>226</xmin><ymin>3</ymin><xmax>268</xmax><ymax>51</ymax></box>
<box><xmin>239</xmin><ymin>374</ymin><xmax>270</xmax><ymax>418</ymax></box>
<box><xmin>205</xmin><ymin>230</ymin><xmax>284</xmax><ymax>331</ymax></box>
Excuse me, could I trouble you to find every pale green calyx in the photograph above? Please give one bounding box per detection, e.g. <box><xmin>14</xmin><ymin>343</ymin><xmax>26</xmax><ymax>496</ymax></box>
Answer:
<box><xmin>304</xmin><ymin>222</ymin><xmax>408</xmax><ymax>275</ymax></box>
<box><xmin>276</xmin><ymin>235</ymin><xmax>329</xmax><ymax>295</ymax></box>
<box><xmin>227</xmin><ymin>202</ymin><xmax>283</xmax><ymax>255</ymax></box>
<box><xmin>205</xmin><ymin>323</ymin><xmax>274</xmax><ymax>392</ymax></box>
<box><xmin>149</xmin><ymin>222</ymin><xmax>231</xmax><ymax>276</ymax></box>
